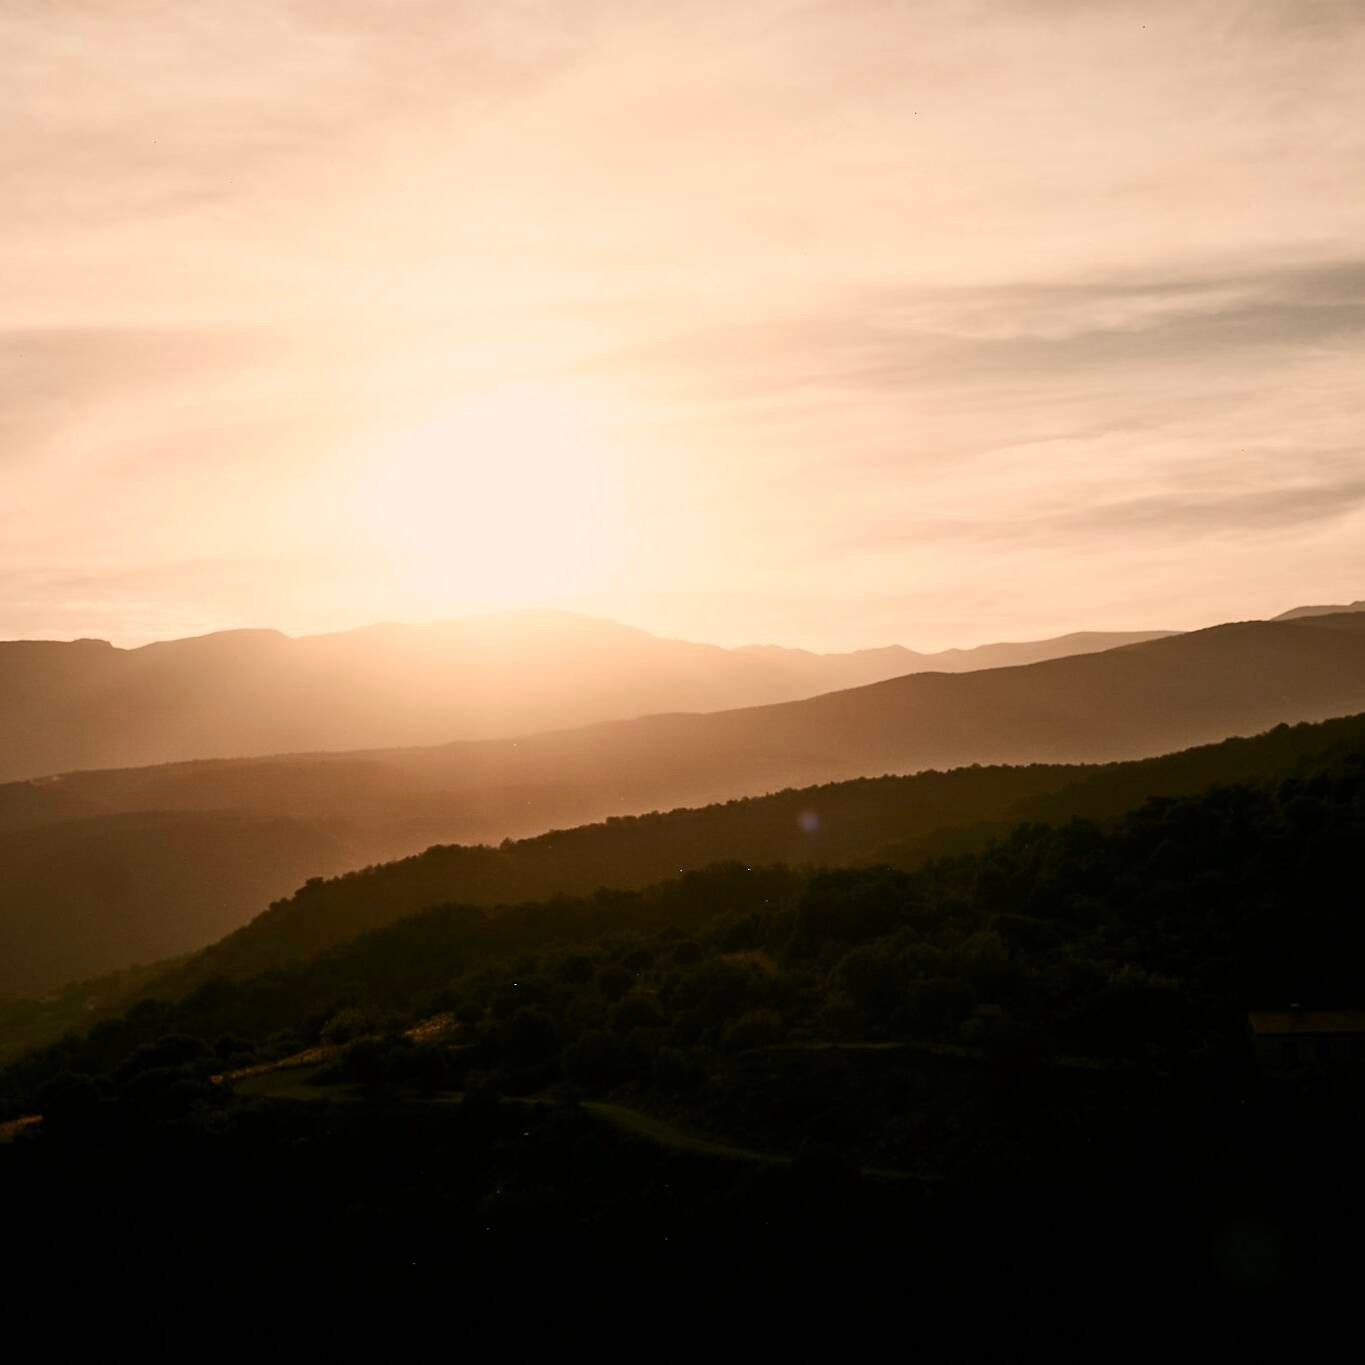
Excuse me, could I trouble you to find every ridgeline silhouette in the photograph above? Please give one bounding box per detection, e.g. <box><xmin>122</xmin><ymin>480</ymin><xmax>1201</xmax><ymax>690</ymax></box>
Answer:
<box><xmin>0</xmin><ymin>609</ymin><xmax>1173</xmax><ymax>784</ymax></box>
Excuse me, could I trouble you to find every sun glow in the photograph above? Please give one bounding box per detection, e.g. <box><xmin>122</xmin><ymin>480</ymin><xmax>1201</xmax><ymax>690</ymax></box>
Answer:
<box><xmin>352</xmin><ymin>384</ymin><xmax>629</xmax><ymax>611</ymax></box>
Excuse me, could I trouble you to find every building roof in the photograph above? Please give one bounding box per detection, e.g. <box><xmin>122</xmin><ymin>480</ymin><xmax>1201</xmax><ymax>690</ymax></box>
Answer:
<box><xmin>1249</xmin><ymin>1010</ymin><xmax>1365</xmax><ymax>1037</ymax></box>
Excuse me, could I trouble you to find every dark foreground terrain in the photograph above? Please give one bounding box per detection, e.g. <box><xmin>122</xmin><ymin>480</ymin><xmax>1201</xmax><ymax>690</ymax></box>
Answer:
<box><xmin>3</xmin><ymin>715</ymin><xmax>1364</xmax><ymax>1303</ymax></box>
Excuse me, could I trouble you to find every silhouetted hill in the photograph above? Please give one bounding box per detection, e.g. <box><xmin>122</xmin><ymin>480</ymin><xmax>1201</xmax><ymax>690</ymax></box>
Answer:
<box><xmin>10</xmin><ymin>712</ymin><xmax>1362</xmax><ymax>1038</ymax></box>
<box><xmin>1274</xmin><ymin>598</ymin><xmax>1365</xmax><ymax>621</ymax></box>
<box><xmin>7</xmin><ymin>614</ymin><xmax>1359</xmax><ymax>856</ymax></box>
<box><xmin>0</xmin><ymin>610</ymin><xmax>1171</xmax><ymax>783</ymax></box>
<box><xmin>4</xmin><ymin>738</ymin><xmax>1364</xmax><ymax>1291</ymax></box>
<box><xmin>23</xmin><ymin>730</ymin><xmax>1363</xmax><ymax>1081</ymax></box>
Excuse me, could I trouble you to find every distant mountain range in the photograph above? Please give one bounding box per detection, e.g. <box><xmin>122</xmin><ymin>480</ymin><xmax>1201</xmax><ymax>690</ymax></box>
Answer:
<box><xmin>0</xmin><ymin>611</ymin><xmax>1173</xmax><ymax>784</ymax></box>
<box><xmin>3</xmin><ymin>609</ymin><xmax>1364</xmax><ymax>997</ymax></box>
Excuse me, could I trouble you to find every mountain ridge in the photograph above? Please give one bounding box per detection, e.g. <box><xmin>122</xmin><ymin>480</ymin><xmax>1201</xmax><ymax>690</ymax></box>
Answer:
<box><xmin>0</xmin><ymin>609</ymin><xmax>1174</xmax><ymax>783</ymax></box>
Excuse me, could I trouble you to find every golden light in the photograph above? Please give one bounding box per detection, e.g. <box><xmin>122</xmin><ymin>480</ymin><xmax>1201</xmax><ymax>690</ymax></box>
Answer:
<box><xmin>351</xmin><ymin>383</ymin><xmax>629</xmax><ymax>612</ymax></box>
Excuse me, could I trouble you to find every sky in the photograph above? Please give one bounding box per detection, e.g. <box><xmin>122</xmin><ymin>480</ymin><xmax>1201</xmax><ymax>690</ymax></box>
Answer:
<box><xmin>3</xmin><ymin>0</ymin><xmax>1364</xmax><ymax>652</ymax></box>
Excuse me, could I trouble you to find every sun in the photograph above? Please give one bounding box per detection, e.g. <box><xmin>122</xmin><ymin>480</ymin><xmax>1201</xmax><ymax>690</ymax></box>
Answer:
<box><xmin>352</xmin><ymin>383</ymin><xmax>628</xmax><ymax>611</ymax></box>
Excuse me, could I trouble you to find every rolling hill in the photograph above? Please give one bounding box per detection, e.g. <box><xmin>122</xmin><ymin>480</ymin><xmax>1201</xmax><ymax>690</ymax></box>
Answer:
<box><xmin>5</xmin><ymin>703</ymin><xmax>1363</xmax><ymax>1048</ymax></box>
<box><xmin>139</xmin><ymin>708</ymin><xmax>1365</xmax><ymax>996</ymax></box>
<box><xmin>3</xmin><ymin>611</ymin><xmax>1363</xmax><ymax>1002</ymax></box>
<box><xmin>7</xmin><ymin>612</ymin><xmax>1362</xmax><ymax>856</ymax></box>
<box><xmin>0</xmin><ymin>610</ymin><xmax>1172</xmax><ymax>783</ymax></box>
<box><xmin>6</xmin><ymin>708</ymin><xmax>1363</xmax><ymax>1290</ymax></box>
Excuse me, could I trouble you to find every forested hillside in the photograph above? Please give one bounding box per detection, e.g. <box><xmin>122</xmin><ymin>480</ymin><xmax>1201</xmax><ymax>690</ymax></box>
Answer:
<box><xmin>128</xmin><ymin>711</ymin><xmax>1365</xmax><ymax>995</ymax></box>
<box><xmin>4</xmin><ymin>734</ymin><xmax>1362</xmax><ymax>1290</ymax></box>
<box><xmin>5</xmin><ymin>712</ymin><xmax>1363</xmax><ymax>1051</ymax></box>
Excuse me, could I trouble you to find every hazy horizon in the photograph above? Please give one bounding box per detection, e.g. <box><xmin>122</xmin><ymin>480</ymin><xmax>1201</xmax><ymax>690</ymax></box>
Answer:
<box><xmin>5</xmin><ymin>1</ymin><xmax>1364</xmax><ymax>652</ymax></box>
<box><xmin>0</xmin><ymin>601</ymin><xmax>1191</xmax><ymax>655</ymax></box>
